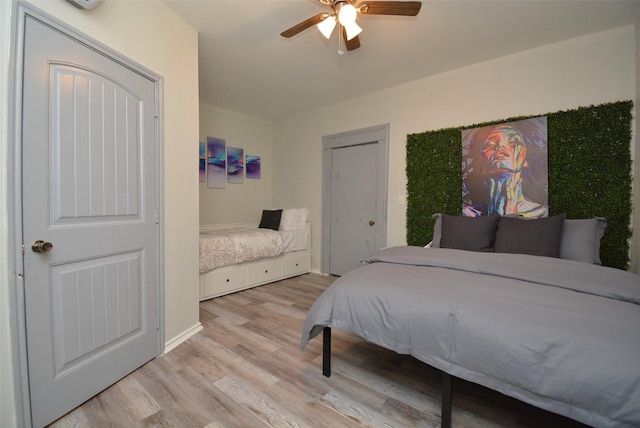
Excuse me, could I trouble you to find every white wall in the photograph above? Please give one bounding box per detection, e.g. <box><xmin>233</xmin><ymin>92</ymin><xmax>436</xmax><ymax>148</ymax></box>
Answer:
<box><xmin>1</xmin><ymin>1</ymin><xmax>200</xmax><ymax>424</ymax></box>
<box><xmin>273</xmin><ymin>26</ymin><xmax>638</xmax><ymax>273</ymax></box>
<box><xmin>199</xmin><ymin>104</ymin><xmax>274</xmax><ymax>224</ymax></box>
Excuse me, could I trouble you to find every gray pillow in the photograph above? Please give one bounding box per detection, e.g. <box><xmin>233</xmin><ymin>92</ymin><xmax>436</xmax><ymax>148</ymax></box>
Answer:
<box><xmin>560</xmin><ymin>217</ymin><xmax>606</xmax><ymax>264</ymax></box>
<box><xmin>439</xmin><ymin>214</ymin><xmax>500</xmax><ymax>252</ymax></box>
<box><xmin>258</xmin><ymin>209</ymin><xmax>282</xmax><ymax>230</ymax></box>
<box><xmin>430</xmin><ymin>213</ymin><xmax>443</xmax><ymax>248</ymax></box>
<box><xmin>494</xmin><ymin>214</ymin><xmax>566</xmax><ymax>257</ymax></box>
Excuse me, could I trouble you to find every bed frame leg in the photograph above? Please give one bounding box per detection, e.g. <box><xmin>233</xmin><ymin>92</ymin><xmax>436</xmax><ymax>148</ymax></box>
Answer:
<box><xmin>441</xmin><ymin>372</ymin><xmax>452</xmax><ymax>428</ymax></box>
<box><xmin>322</xmin><ymin>327</ymin><xmax>331</xmax><ymax>377</ymax></box>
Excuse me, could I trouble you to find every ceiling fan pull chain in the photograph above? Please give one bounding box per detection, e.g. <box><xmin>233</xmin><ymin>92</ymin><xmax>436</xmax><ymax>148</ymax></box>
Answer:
<box><xmin>338</xmin><ymin>23</ymin><xmax>345</xmax><ymax>56</ymax></box>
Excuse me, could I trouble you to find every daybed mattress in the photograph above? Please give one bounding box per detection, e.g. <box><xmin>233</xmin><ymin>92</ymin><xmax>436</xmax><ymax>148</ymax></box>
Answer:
<box><xmin>199</xmin><ymin>228</ymin><xmax>284</xmax><ymax>274</ymax></box>
<box><xmin>280</xmin><ymin>229</ymin><xmax>309</xmax><ymax>253</ymax></box>
<box><xmin>301</xmin><ymin>246</ymin><xmax>640</xmax><ymax>428</ymax></box>
<box><xmin>199</xmin><ymin>227</ymin><xmax>309</xmax><ymax>274</ymax></box>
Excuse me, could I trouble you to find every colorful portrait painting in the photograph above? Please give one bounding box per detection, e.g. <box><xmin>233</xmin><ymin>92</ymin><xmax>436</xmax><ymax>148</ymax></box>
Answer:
<box><xmin>227</xmin><ymin>146</ymin><xmax>244</xmax><ymax>184</ymax></box>
<box><xmin>245</xmin><ymin>154</ymin><xmax>261</xmax><ymax>179</ymax></box>
<box><xmin>462</xmin><ymin>117</ymin><xmax>548</xmax><ymax>218</ymax></box>
<box><xmin>207</xmin><ymin>137</ymin><xmax>226</xmax><ymax>189</ymax></box>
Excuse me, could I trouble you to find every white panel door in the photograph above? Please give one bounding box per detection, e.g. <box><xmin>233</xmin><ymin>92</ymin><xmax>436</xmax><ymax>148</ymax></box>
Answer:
<box><xmin>329</xmin><ymin>142</ymin><xmax>379</xmax><ymax>276</ymax></box>
<box><xmin>21</xmin><ymin>16</ymin><xmax>160</xmax><ymax>427</ymax></box>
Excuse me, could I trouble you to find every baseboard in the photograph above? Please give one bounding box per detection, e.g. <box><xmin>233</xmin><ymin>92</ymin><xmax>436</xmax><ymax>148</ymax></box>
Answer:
<box><xmin>163</xmin><ymin>322</ymin><xmax>203</xmax><ymax>355</ymax></box>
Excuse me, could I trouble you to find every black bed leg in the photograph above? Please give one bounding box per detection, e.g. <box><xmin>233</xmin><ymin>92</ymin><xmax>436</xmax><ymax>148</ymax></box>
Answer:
<box><xmin>441</xmin><ymin>372</ymin><xmax>453</xmax><ymax>428</ymax></box>
<box><xmin>322</xmin><ymin>327</ymin><xmax>331</xmax><ymax>377</ymax></box>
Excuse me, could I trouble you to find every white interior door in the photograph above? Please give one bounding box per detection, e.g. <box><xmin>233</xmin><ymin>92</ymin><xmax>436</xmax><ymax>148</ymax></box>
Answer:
<box><xmin>21</xmin><ymin>16</ymin><xmax>161</xmax><ymax>427</ymax></box>
<box><xmin>329</xmin><ymin>143</ymin><xmax>379</xmax><ymax>275</ymax></box>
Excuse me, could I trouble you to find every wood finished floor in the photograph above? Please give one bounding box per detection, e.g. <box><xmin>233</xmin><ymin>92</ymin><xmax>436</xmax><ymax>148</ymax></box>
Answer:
<box><xmin>49</xmin><ymin>273</ymin><xmax>591</xmax><ymax>428</ymax></box>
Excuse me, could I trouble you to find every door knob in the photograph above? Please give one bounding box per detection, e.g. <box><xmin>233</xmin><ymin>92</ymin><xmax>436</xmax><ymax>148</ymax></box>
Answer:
<box><xmin>369</xmin><ymin>220</ymin><xmax>375</xmax><ymax>226</ymax></box>
<box><xmin>32</xmin><ymin>240</ymin><xmax>53</xmax><ymax>254</ymax></box>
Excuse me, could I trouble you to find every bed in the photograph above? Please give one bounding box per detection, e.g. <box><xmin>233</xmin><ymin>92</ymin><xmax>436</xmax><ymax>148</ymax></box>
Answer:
<box><xmin>301</xmin><ymin>214</ymin><xmax>640</xmax><ymax>428</ymax></box>
<box><xmin>199</xmin><ymin>208</ymin><xmax>311</xmax><ymax>301</ymax></box>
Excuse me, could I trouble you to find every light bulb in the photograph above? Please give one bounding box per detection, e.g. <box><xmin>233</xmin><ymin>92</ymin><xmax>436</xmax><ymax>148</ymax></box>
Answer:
<box><xmin>317</xmin><ymin>15</ymin><xmax>336</xmax><ymax>39</ymax></box>
<box><xmin>338</xmin><ymin>4</ymin><xmax>357</xmax><ymax>25</ymax></box>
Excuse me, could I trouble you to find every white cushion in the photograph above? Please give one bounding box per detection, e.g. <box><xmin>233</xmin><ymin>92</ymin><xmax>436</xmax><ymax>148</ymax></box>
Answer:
<box><xmin>279</xmin><ymin>208</ymin><xmax>309</xmax><ymax>231</ymax></box>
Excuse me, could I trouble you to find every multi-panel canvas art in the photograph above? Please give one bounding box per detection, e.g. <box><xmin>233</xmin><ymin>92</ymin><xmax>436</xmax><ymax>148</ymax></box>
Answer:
<box><xmin>246</xmin><ymin>154</ymin><xmax>261</xmax><ymax>179</ymax></box>
<box><xmin>199</xmin><ymin>142</ymin><xmax>206</xmax><ymax>182</ymax></box>
<box><xmin>207</xmin><ymin>137</ymin><xmax>226</xmax><ymax>189</ymax></box>
<box><xmin>202</xmin><ymin>137</ymin><xmax>261</xmax><ymax>186</ymax></box>
<box><xmin>227</xmin><ymin>146</ymin><xmax>244</xmax><ymax>184</ymax></box>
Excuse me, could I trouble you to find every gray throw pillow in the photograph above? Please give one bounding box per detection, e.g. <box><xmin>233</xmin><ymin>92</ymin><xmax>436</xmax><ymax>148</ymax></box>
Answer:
<box><xmin>430</xmin><ymin>213</ymin><xmax>443</xmax><ymax>248</ymax></box>
<box><xmin>494</xmin><ymin>214</ymin><xmax>566</xmax><ymax>257</ymax></box>
<box><xmin>560</xmin><ymin>217</ymin><xmax>606</xmax><ymax>264</ymax></box>
<box><xmin>439</xmin><ymin>214</ymin><xmax>500</xmax><ymax>252</ymax></box>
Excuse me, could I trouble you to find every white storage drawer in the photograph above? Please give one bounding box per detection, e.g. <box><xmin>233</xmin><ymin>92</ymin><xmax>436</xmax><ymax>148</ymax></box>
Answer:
<box><xmin>204</xmin><ymin>265</ymin><xmax>247</xmax><ymax>298</ymax></box>
<box><xmin>283</xmin><ymin>252</ymin><xmax>311</xmax><ymax>276</ymax></box>
<box><xmin>247</xmin><ymin>258</ymin><xmax>282</xmax><ymax>284</ymax></box>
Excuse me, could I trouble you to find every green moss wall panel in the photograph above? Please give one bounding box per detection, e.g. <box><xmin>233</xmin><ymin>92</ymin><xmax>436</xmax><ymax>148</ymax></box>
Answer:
<box><xmin>406</xmin><ymin>100</ymin><xmax>633</xmax><ymax>269</ymax></box>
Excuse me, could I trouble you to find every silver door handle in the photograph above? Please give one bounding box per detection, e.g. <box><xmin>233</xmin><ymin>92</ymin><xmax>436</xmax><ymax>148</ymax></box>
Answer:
<box><xmin>32</xmin><ymin>240</ymin><xmax>53</xmax><ymax>254</ymax></box>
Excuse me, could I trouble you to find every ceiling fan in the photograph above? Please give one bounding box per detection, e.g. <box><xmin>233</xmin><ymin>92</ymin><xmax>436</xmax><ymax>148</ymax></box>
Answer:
<box><xmin>280</xmin><ymin>0</ymin><xmax>422</xmax><ymax>54</ymax></box>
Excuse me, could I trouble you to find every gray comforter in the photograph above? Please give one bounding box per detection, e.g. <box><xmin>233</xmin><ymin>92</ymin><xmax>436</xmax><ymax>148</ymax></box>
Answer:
<box><xmin>301</xmin><ymin>246</ymin><xmax>640</xmax><ymax>427</ymax></box>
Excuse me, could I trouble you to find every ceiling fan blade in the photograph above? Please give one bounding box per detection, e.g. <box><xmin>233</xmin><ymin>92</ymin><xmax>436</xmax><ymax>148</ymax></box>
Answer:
<box><xmin>358</xmin><ymin>1</ymin><xmax>422</xmax><ymax>16</ymax></box>
<box><xmin>344</xmin><ymin>32</ymin><xmax>361</xmax><ymax>51</ymax></box>
<box><xmin>281</xmin><ymin>13</ymin><xmax>329</xmax><ymax>38</ymax></box>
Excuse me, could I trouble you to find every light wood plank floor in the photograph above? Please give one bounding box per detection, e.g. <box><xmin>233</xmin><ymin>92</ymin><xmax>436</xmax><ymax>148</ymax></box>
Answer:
<box><xmin>50</xmin><ymin>273</ymin><xmax>590</xmax><ymax>427</ymax></box>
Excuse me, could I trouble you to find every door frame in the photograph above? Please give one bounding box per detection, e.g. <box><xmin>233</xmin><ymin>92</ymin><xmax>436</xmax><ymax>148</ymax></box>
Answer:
<box><xmin>8</xmin><ymin>4</ymin><xmax>165</xmax><ymax>426</ymax></box>
<box><xmin>321</xmin><ymin>124</ymin><xmax>389</xmax><ymax>274</ymax></box>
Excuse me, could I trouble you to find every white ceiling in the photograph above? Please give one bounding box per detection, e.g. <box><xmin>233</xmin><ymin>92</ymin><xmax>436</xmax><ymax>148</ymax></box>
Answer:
<box><xmin>164</xmin><ymin>0</ymin><xmax>640</xmax><ymax>122</ymax></box>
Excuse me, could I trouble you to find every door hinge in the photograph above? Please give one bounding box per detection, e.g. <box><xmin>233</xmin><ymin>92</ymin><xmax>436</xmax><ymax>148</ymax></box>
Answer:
<box><xmin>153</xmin><ymin>104</ymin><xmax>159</xmax><ymax>118</ymax></box>
<box><xmin>155</xmin><ymin>315</ymin><xmax>160</xmax><ymax>330</ymax></box>
<box><xmin>155</xmin><ymin>210</ymin><xmax>159</xmax><ymax>224</ymax></box>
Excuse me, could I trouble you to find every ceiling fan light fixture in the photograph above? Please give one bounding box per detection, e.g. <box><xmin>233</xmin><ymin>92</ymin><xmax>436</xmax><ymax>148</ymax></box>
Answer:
<box><xmin>281</xmin><ymin>0</ymin><xmax>423</xmax><ymax>52</ymax></box>
<box><xmin>317</xmin><ymin>15</ymin><xmax>337</xmax><ymax>39</ymax></box>
<box><xmin>337</xmin><ymin>3</ymin><xmax>358</xmax><ymax>25</ymax></box>
<box><xmin>343</xmin><ymin>21</ymin><xmax>362</xmax><ymax>41</ymax></box>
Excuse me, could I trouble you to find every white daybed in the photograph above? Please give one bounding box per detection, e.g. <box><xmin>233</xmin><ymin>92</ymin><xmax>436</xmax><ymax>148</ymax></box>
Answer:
<box><xmin>199</xmin><ymin>221</ymin><xmax>311</xmax><ymax>301</ymax></box>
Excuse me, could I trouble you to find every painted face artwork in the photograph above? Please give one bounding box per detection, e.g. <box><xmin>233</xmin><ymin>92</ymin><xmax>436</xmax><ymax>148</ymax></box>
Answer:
<box><xmin>480</xmin><ymin>125</ymin><xmax>528</xmax><ymax>173</ymax></box>
<box><xmin>461</xmin><ymin>117</ymin><xmax>549</xmax><ymax>218</ymax></box>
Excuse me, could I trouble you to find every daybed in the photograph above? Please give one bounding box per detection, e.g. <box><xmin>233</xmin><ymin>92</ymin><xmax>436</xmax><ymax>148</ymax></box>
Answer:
<box><xmin>301</xmin><ymin>214</ymin><xmax>640</xmax><ymax>428</ymax></box>
<box><xmin>199</xmin><ymin>208</ymin><xmax>311</xmax><ymax>301</ymax></box>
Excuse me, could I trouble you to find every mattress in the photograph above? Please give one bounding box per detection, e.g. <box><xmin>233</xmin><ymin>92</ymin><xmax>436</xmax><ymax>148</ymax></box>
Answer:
<box><xmin>302</xmin><ymin>246</ymin><xmax>640</xmax><ymax>428</ymax></box>
<box><xmin>280</xmin><ymin>228</ymin><xmax>308</xmax><ymax>253</ymax></box>
<box><xmin>199</xmin><ymin>228</ymin><xmax>283</xmax><ymax>273</ymax></box>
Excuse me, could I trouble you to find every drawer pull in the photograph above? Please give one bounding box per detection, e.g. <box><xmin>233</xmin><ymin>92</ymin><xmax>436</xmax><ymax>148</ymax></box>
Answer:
<box><xmin>226</xmin><ymin>278</ymin><xmax>230</xmax><ymax>282</ymax></box>
<box><xmin>295</xmin><ymin>263</ymin><xmax>299</xmax><ymax>267</ymax></box>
